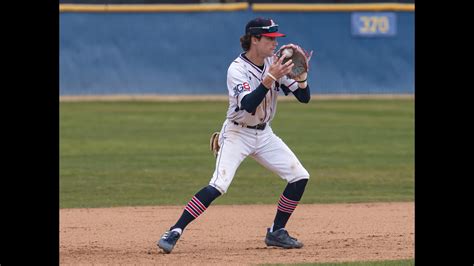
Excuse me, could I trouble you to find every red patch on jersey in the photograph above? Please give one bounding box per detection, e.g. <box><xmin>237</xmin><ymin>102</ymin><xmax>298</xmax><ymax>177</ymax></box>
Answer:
<box><xmin>243</xmin><ymin>82</ymin><xmax>251</xmax><ymax>91</ymax></box>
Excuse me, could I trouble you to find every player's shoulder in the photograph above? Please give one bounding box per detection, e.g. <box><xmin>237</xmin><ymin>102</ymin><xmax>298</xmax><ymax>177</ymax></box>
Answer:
<box><xmin>228</xmin><ymin>55</ymin><xmax>245</xmax><ymax>72</ymax></box>
<box><xmin>229</xmin><ymin>54</ymin><xmax>244</xmax><ymax>66</ymax></box>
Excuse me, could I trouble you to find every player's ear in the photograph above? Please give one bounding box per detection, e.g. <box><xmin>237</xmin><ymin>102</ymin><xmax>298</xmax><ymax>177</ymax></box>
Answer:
<box><xmin>251</xmin><ymin>35</ymin><xmax>260</xmax><ymax>45</ymax></box>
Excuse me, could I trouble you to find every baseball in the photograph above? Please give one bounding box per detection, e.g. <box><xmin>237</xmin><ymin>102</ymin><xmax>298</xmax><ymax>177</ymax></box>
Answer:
<box><xmin>282</xmin><ymin>48</ymin><xmax>293</xmax><ymax>57</ymax></box>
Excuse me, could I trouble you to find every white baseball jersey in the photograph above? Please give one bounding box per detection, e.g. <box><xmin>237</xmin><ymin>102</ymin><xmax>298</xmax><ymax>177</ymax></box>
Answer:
<box><xmin>226</xmin><ymin>53</ymin><xmax>301</xmax><ymax>126</ymax></box>
<box><xmin>208</xmin><ymin>53</ymin><xmax>310</xmax><ymax>194</ymax></box>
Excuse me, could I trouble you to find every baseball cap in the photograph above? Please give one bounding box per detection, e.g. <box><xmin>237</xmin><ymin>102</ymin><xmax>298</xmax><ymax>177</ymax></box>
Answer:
<box><xmin>245</xmin><ymin>17</ymin><xmax>286</xmax><ymax>37</ymax></box>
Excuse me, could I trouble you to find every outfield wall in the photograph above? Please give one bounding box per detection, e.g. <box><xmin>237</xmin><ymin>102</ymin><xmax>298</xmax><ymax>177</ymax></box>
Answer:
<box><xmin>60</xmin><ymin>4</ymin><xmax>414</xmax><ymax>95</ymax></box>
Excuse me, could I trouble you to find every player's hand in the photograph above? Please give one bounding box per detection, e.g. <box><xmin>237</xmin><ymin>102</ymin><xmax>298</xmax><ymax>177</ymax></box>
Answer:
<box><xmin>268</xmin><ymin>54</ymin><xmax>294</xmax><ymax>80</ymax></box>
<box><xmin>295</xmin><ymin>72</ymin><xmax>308</xmax><ymax>88</ymax></box>
<box><xmin>295</xmin><ymin>72</ymin><xmax>308</xmax><ymax>82</ymax></box>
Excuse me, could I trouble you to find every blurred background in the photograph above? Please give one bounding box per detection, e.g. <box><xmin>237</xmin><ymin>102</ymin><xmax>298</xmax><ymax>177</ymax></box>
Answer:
<box><xmin>60</xmin><ymin>1</ymin><xmax>414</xmax><ymax>96</ymax></box>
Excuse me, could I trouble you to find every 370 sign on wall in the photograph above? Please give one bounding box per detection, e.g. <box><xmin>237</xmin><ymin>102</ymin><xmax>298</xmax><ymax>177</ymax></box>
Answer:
<box><xmin>351</xmin><ymin>12</ymin><xmax>397</xmax><ymax>37</ymax></box>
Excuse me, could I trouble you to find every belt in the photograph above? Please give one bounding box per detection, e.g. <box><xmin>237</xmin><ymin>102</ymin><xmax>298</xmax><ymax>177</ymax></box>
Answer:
<box><xmin>232</xmin><ymin>121</ymin><xmax>267</xmax><ymax>130</ymax></box>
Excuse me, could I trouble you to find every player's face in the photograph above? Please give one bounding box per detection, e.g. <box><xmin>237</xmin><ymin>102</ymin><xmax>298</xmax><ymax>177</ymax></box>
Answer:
<box><xmin>256</xmin><ymin>36</ymin><xmax>278</xmax><ymax>58</ymax></box>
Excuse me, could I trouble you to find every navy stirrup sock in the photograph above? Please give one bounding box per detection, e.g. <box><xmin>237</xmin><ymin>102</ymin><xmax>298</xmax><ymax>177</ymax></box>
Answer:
<box><xmin>272</xmin><ymin>179</ymin><xmax>308</xmax><ymax>232</ymax></box>
<box><xmin>171</xmin><ymin>185</ymin><xmax>221</xmax><ymax>232</ymax></box>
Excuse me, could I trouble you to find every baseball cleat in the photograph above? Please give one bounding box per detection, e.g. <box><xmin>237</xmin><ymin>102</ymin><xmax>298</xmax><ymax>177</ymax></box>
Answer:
<box><xmin>157</xmin><ymin>230</ymin><xmax>181</xmax><ymax>254</ymax></box>
<box><xmin>264</xmin><ymin>228</ymin><xmax>303</xmax><ymax>249</ymax></box>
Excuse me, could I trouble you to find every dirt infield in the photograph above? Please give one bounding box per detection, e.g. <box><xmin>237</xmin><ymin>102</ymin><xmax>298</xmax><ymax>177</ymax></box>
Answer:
<box><xmin>60</xmin><ymin>202</ymin><xmax>414</xmax><ymax>265</ymax></box>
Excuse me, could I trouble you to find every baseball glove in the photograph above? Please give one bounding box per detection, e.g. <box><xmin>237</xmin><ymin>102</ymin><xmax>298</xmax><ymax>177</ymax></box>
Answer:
<box><xmin>210</xmin><ymin>131</ymin><xmax>220</xmax><ymax>158</ymax></box>
<box><xmin>276</xmin><ymin>43</ymin><xmax>313</xmax><ymax>80</ymax></box>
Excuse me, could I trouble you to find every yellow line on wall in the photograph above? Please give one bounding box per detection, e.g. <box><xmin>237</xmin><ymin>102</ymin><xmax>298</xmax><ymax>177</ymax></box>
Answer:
<box><xmin>252</xmin><ymin>3</ymin><xmax>414</xmax><ymax>12</ymax></box>
<box><xmin>60</xmin><ymin>2</ymin><xmax>249</xmax><ymax>12</ymax></box>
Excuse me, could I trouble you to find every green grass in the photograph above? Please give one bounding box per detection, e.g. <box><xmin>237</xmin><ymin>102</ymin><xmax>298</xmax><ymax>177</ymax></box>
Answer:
<box><xmin>263</xmin><ymin>259</ymin><xmax>414</xmax><ymax>266</ymax></box>
<box><xmin>60</xmin><ymin>99</ymin><xmax>414</xmax><ymax>208</ymax></box>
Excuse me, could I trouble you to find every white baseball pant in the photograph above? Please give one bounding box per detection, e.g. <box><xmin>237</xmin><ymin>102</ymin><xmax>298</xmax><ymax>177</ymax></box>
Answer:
<box><xmin>209</xmin><ymin>120</ymin><xmax>310</xmax><ymax>194</ymax></box>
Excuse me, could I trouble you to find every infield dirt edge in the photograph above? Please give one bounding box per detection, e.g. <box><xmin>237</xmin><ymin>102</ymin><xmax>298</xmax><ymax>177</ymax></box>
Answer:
<box><xmin>60</xmin><ymin>201</ymin><xmax>414</xmax><ymax>265</ymax></box>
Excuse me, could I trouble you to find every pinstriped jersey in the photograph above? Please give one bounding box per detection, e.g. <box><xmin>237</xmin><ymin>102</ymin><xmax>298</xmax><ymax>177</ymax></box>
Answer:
<box><xmin>225</xmin><ymin>53</ymin><xmax>300</xmax><ymax>126</ymax></box>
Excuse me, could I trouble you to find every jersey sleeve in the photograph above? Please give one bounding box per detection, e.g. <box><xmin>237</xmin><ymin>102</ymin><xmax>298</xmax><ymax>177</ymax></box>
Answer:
<box><xmin>280</xmin><ymin>75</ymin><xmax>299</xmax><ymax>93</ymax></box>
<box><xmin>227</xmin><ymin>63</ymin><xmax>253</xmax><ymax>108</ymax></box>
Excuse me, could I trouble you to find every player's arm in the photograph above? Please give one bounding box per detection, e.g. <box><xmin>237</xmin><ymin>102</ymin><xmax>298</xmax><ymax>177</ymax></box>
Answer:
<box><xmin>292</xmin><ymin>86</ymin><xmax>311</xmax><ymax>103</ymax></box>
<box><xmin>240</xmin><ymin>55</ymin><xmax>294</xmax><ymax>113</ymax></box>
<box><xmin>241</xmin><ymin>80</ymin><xmax>310</xmax><ymax>112</ymax></box>
<box><xmin>240</xmin><ymin>84</ymin><xmax>269</xmax><ymax>113</ymax></box>
<box><xmin>227</xmin><ymin>65</ymin><xmax>267</xmax><ymax>113</ymax></box>
<box><xmin>280</xmin><ymin>84</ymin><xmax>311</xmax><ymax>103</ymax></box>
<box><xmin>281</xmin><ymin>73</ymin><xmax>311</xmax><ymax>103</ymax></box>
<box><xmin>291</xmin><ymin>72</ymin><xmax>311</xmax><ymax>103</ymax></box>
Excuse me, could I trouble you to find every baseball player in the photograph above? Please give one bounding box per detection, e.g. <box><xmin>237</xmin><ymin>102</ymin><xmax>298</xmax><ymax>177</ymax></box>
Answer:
<box><xmin>158</xmin><ymin>17</ymin><xmax>312</xmax><ymax>253</ymax></box>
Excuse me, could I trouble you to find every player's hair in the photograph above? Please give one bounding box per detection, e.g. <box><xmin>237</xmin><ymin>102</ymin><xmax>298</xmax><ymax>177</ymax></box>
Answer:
<box><xmin>240</xmin><ymin>34</ymin><xmax>261</xmax><ymax>51</ymax></box>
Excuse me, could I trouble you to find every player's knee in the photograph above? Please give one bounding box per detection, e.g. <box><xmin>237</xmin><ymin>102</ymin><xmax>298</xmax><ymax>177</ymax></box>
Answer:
<box><xmin>205</xmin><ymin>185</ymin><xmax>222</xmax><ymax>198</ymax></box>
<box><xmin>284</xmin><ymin>178</ymin><xmax>309</xmax><ymax>201</ymax></box>
<box><xmin>290</xmin><ymin>174</ymin><xmax>309</xmax><ymax>184</ymax></box>
<box><xmin>208</xmin><ymin>184</ymin><xmax>226</xmax><ymax>195</ymax></box>
<box><xmin>290</xmin><ymin>178</ymin><xmax>308</xmax><ymax>191</ymax></box>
